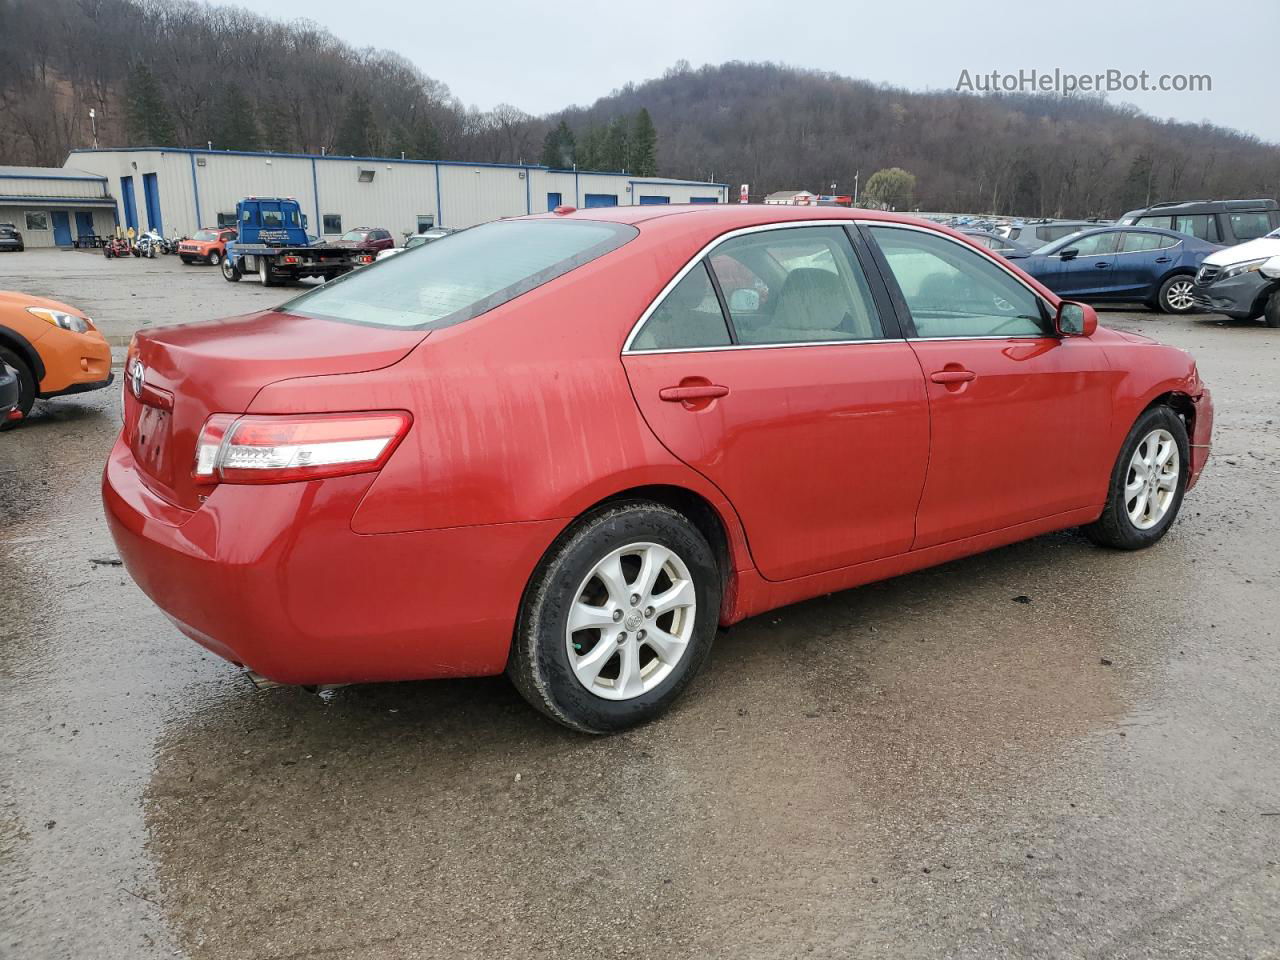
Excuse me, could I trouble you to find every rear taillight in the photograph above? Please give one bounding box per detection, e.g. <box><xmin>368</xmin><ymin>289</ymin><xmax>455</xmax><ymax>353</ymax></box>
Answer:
<box><xmin>193</xmin><ymin>411</ymin><xmax>411</xmax><ymax>484</ymax></box>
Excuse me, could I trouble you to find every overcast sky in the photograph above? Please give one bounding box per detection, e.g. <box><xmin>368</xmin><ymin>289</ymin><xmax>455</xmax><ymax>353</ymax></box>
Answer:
<box><xmin>219</xmin><ymin>0</ymin><xmax>1280</xmax><ymax>143</ymax></box>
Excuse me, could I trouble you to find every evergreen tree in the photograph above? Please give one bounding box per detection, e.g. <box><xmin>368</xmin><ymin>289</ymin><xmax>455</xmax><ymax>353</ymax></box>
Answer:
<box><xmin>628</xmin><ymin>108</ymin><xmax>657</xmax><ymax>177</ymax></box>
<box><xmin>602</xmin><ymin>117</ymin><xmax>629</xmax><ymax>172</ymax></box>
<box><xmin>212</xmin><ymin>84</ymin><xmax>260</xmax><ymax>151</ymax></box>
<box><xmin>576</xmin><ymin>127</ymin><xmax>602</xmax><ymax>170</ymax></box>
<box><xmin>540</xmin><ymin>120</ymin><xmax>575</xmax><ymax>168</ymax></box>
<box><xmin>335</xmin><ymin>90</ymin><xmax>376</xmax><ymax>156</ymax></box>
<box><xmin>394</xmin><ymin>117</ymin><xmax>441</xmax><ymax>160</ymax></box>
<box><xmin>125</xmin><ymin>63</ymin><xmax>175</xmax><ymax>145</ymax></box>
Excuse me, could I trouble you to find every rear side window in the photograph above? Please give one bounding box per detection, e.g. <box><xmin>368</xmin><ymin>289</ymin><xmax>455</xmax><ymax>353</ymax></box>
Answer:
<box><xmin>1230</xmin><ymin>212</ymin><xmax>1271</xmax><ymax>241</ymax></box>
<box><xmin>284</xmin><ymin>219</ymin><xmax>636</xmax><ymax>329</ymax></box>
<box><xmin>1121</xmin><ymin>232</ymin><xmax>1175</xmax><ymax>252</ymax></box>
<box><xmin>631</xmin><ymin>263</ymin><xmax>731</xmax><ymax>350</ymax></box>
<box><xmin>1171</xmin><ymin>214</ymin><xmax>1219</xmax><ymax>243</ymax></box>
<box><xmin>708</xmin><ymin>227</ymin><xmax>883</xmax><ymax>343</ymax></box>
<box><xmin>1136</xmin><ymin>215</ymin><xmax>1172</xmax><ymax>230</ymax></box>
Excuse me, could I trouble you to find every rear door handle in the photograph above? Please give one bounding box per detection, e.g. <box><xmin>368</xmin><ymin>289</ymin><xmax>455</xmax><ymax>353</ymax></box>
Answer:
<box><xmin>659</xmin><ymin>384</ymin><xmax>729</xmax><ymax>401</ymax></box>
<box><xmin>1095</xmin><ymin>261</ymin><xmax>1111</xmax><ymax>268</ymax></box>
<box><xmin>930</xmin><ymin>370</ymin><xmax>975</xmax><ymax>384</ymax></box>
<box><xmin>1154</xmin><ymin>256</ymin><xmax>1172</xmax><ymax>263</ymax></box>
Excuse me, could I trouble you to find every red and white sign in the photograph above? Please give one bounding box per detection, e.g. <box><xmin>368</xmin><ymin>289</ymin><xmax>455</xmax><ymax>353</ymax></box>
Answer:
<box><xmin>739</xmin><ymin>184</ymin><xmax>749</xmax><ymax>204</ymax></box>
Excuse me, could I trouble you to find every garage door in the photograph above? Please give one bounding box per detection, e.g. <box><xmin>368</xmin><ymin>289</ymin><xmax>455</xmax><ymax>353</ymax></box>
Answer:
<box><xmin>583</xmin><ymin>194</ymin><xmax>618</xmax><ymax>208</ymax></box>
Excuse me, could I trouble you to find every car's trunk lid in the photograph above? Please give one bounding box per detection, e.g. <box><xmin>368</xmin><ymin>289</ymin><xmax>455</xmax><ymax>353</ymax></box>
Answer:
<box><xmin>124</xmin><ymin>310</ymin><xmax>427</xmax><ymax>510</ymax></box>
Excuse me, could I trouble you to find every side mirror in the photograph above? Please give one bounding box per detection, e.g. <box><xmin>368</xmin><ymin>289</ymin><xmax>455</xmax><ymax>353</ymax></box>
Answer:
<box><xmin>1059</xmin><ymin>248</ymin><xmax>1079</xmax><ymax>261</ymax></box>
<box><xmin>1056</xmin><ymin>300</ymin><xmax>1097</xmax><ymax>337</ymax></box>
<box><xmin>728</xmin><ymin>288</ymin><xmax>761</xmax><ymax>313</ymax></box>
<box><xmin>1259</xmin><ymin>255</ymin><xmax>1280</xmax><ymax>280</ymax></box>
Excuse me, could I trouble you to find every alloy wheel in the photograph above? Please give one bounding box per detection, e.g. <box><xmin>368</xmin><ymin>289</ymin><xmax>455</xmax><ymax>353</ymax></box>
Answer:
<box><xmin>1165</xmin><ymin>279</ymin><xmax>1194</xmax><ymax>312</ymax></box>
<box><xmin>1125</xmin><ymin>428</ymin><xmax>1180</xmax><ymax>529</ymax></box>
<box><xmin>565</xmin><ymin>542</ymin><xmax>697</xmax><ymax>700</ymax></box>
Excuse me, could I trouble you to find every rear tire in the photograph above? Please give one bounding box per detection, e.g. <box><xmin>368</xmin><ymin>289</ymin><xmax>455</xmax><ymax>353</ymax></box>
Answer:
<box><xmin>1158</xmin><ymin>274</ymin><xmax>1196</xmax><ymax>314</ymax></box>
<box><xmin>508</xmin><ymin>501</ymin><xmax>721</xmax><ymax>734</ymax></box>
<box><xmin>0</xmin><ymin>348</ymin><xmax>36</xmax><ymax>429</ymax></box>
<box><xmin>221</xmin><ymin>256</ymin><xmax>242</xmax><ymax>282</ymax></box>
<box><xmin>1082</xmin><ymin>405</ymin><xmax>1189</xmax><ymax>549</ymax></box>
<box><xmin>1264</xmin><ymin>289</ymin><xmax>1280</xmax><ymax>328</ymax></box>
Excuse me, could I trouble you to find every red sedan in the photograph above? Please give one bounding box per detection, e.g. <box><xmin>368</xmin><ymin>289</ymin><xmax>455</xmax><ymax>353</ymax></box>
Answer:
<box><xmin>103</xmin><ymin>205</ymin><xmax>1213</xmax><ymax>732</ymax></box>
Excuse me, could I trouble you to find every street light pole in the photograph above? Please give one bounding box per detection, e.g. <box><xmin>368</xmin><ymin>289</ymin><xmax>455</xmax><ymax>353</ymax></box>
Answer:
<box><xmin>853</xmin><ymin>170</ymin><xmax>860</xmax><ymax>207</ymax></box>
<box><xmin>89</xmin><ymin>108</ymin><xmax>98</xmax><ymax>148</ymax></box>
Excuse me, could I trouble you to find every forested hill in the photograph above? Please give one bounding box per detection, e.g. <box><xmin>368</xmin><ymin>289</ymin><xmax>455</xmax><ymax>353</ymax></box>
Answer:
<box><xmin>2</xmin><ymin>0</ymin><xmax>1276</xmax><ymax>219</ymax></box>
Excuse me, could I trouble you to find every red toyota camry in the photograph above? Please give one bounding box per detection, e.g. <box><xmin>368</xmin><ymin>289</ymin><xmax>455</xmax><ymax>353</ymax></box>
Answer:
<box><xmin>103</xmin><ymin>205</ymin><xmax>1213</xmax><ymax>732</ymax></box>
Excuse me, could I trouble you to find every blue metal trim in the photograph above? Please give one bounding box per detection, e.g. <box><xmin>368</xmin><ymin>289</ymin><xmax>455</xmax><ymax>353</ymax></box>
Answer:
<box><xmin>0</xmin><ymin>196</ymin><xmax>117</xmax><ymax>206</ymax></box>
<box><xmin>434</xmin><ymin>164</ymin><xmax>442</xmax><ymax>226</ymax></box>
<box><xmin>574</xmin><ymin>171</ymin><xmax>580</xmax><ymax>207</ymax></box>
<box><xmin>311</xmin><ymin>158</ymin><xmax>321</xmax><ymax>237</ymax></box>
<box><xmin>0</xmin><ymin>173</ymin><xmax>106</xmax><ymax>182</ymax></box>
<box><xmin>625</xmin><ymin>179</ymin><xmax>733</xmax><ymax>189</ymax></box>
<box><xmin>525</xmin><ymin>167</ymin><xmax>531</xmax><ymax>215</ymax></box>
<box><xmin>63</xmin><ymin>148</ymin><xmax>725</xmax><ymax>188</ymax></box>
<box><xmin>189</xmin><ymin>153</ymin><xmax>203</xmax><ymax>226</ymax></box>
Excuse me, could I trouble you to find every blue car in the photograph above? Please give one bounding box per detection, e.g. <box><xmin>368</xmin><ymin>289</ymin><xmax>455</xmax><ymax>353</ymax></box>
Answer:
<box><xmin>1020</xmin><ymin>226</ymin><xmax>1221</xmax><ymax>314</ymax></box>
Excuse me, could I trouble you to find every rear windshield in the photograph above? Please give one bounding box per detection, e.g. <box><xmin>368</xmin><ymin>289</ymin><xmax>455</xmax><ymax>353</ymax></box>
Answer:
<box><xmin>284</xmin><ymin>219</ymin><xmax>637</xmax><ymax>329</ymax></box>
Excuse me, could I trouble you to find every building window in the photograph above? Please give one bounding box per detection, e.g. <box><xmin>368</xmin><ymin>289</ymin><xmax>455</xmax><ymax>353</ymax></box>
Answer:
<box><xmin>322</xmin><ymin>214</ymin><xmax>342</xmax><ymax>234</ymax></box>
<box><xmin>416</xmin><ymin>215</ymin><xmax>434</xmax><ymax>232</ymax></box>
<box><xmin>216</xmin><ymin>211</ymin><xmax>237</xmax><ymax>228</ymax></box>
<box><xmin>25</xmin><ymin>211</ymin><xmax>49</xmax><ymax>231</ymax></box>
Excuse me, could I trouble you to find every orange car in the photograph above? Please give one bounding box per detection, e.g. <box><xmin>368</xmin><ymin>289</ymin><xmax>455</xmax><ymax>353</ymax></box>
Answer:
<box><xmin>178</xmin><ymin>227</ymin><xmax>237</xmax><ymax>266</ymax></box>
<box><xmin>0</xmin><ymin>291</ymin><xmax>113</xmax><ymax>428</ymax></box>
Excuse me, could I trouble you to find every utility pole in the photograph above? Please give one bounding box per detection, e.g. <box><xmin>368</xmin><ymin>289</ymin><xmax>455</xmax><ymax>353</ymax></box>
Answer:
<box><xmin>88</xmin><ymin>108</ymin><xmax>98</xmax><ymax>148</ymax></box>
<box><xmin>853</xmin><ymin>170</ymin><xmax>860</xmax><ymax>207</ymax></box>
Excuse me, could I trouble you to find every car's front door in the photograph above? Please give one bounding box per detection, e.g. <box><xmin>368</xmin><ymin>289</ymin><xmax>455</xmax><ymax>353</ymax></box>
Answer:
<box><xmin>622</xmin><ymin>224</ymin><xmax>931</xmax><ymax>581</ymax></box>
<box><xmin>1046</xmin><ymin>230</ymin><xmax>1122</xmax><ymax>299</ymax></box>
<box><xmin>865</xmin><ymin>224</ymin><xmax>1116</xmax><ymax>549</ymax></box>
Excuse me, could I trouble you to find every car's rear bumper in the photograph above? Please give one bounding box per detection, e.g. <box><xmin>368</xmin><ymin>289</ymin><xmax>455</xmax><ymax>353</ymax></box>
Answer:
<box><xmin>1187</xmin><ymin>387</ymin><xmax>1213</xmax><ymax>492</ymax></box>
<box><xmin>102</xmin><ymin>436</ymin><xmax>563</xmax><ymax>685</ymax></box>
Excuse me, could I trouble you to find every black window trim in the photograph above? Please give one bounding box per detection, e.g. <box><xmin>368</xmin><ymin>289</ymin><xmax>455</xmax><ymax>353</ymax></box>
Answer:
<box><xmin>857</xmin><ymin>220</ymin><xmax>1056</xmax><ymax>341</ymax></box>
<box><xmin>622</xmin><ymin>220</ymin><xmax>902</xmax><ymax>354</ymax></box>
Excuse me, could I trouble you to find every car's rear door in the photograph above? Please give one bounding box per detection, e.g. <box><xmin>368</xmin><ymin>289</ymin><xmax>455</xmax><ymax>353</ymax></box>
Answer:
<box><xmin>864</xmin><ymin>223</ymin><xmax>1116</xmax><ymax>548</ymax></box>
<box><xmin>621</xmin><ymin>223</ymin><xmax>931</xmax><ymax>581</ymax></box>
<box><xmin>1112</xmin><ymin>231</ymin><xmax>1178</xmax><ymax>299</ymax></box>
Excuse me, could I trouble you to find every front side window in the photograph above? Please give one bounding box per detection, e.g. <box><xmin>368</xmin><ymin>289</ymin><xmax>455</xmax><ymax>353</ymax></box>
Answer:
<box><xmin>709</xmin><ymin>226</ymin><xmax>883</xmax><ymax>344</ymax></box>
<box><xmin>631</xmin><ymin>262</ymin><xmax>731</xmax><ymax>350</ymax></box>
<box><xmin>1063</xmin><ymin>231</ymin><xmax>1120</xmax><ymax>257</ymax></box>
<box><xmin>1230</xmin><ymin>212</ymin><xmax>1271</xmax><ymax>241</ymax></box>
<box><xmin>285</xmin><ymin>219</ymin><xmax>636</xmax><ymax>330</ymax></box>
<box><xmin>870</xmin><ymin>226</ymin><xmax>1047</xmax><ymax>339</ymax></box>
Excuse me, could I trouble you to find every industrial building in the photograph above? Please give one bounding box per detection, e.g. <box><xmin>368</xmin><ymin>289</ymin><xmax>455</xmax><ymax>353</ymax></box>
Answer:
<box><xmin>0</xmin><ymin>166</ymin><xmax>119</xmax><ymax>248</ymax></box>
<box><xmin>57</xmin><ymin>147</ymin><xmax>729</xmax><ymax>242</ymax></box>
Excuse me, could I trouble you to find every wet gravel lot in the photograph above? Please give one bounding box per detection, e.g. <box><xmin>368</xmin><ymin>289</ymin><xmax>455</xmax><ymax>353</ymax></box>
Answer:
<box><xmin>2</xmin><ymin>249</ymin><xmax>1278</xmax><ymax>959</ymax></box>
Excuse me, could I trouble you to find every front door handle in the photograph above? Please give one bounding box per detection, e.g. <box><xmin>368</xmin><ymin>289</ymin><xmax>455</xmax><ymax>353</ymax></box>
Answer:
<box><xmin>1095</xmin><ymin>261</ymin><xmax>1111</xmax><ymax>268</ymax></box>
<box><xmin>930</xmin><ymin>370</ymin><xmax>975</xmax><ymax>384</ymax></box>
<box><xmin>659</xmin><ymin>384</ymin><xmax>729</xmax><ymax>402</ymax></box>
<box><xmin>1154</xmin><ymin>256</ymin><xmax>1172</xmax><ymax>263</ymax></box>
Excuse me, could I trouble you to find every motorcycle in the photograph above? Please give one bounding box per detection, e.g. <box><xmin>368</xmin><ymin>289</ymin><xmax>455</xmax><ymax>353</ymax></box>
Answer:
<box><xmin>135</xmin><ymin>230</ymin><xmax>162</xmax><ymax>258</ymax></box>
<box><xmin>102</xmin><ymin>235</ymin><xmax>132</xmax><ymax>259</ymax></box>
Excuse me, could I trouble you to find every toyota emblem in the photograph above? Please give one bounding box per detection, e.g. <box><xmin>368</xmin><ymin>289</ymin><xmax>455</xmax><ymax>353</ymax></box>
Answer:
<box><xmin>130</xmin><ymin>361</ymin><xmax>145</xmax><ymax>399</ymax></box>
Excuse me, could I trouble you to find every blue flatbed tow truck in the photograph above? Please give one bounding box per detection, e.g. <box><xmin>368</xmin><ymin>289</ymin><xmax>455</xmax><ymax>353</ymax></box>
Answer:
<box><xmin>221</xmin><ymin>197</ymin><xmax>372</xmax><ymax>285</ymax></box>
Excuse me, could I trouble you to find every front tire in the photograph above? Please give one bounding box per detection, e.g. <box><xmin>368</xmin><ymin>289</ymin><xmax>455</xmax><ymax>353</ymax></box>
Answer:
<box><xmin>1264</xmin><ymin>289</ymin><xmax>1280</xmax><ymax>328</ymax></box>
<box><xmin>508</xmin><ymin>501</ymin><xmax>721</xmax><ymax>733</ymax></box>
<box><xmin>0</xmin><ymin>349</ymin><xmax>36</xmax><ymax>429</ymax></box>
<box><xmin>208</xmin><ymin>250</ymin><xmax>222</xmax><ymax>266</ymax></box>
<box><xmin>1082</xmin><ymin>406</ymin><xmax>1189</xmax><ymax>549</ymax></box>
<box><xmin>1158</xmin><ymin>274</ymin><xmax>1196</xmax><ymax>314</ymax></box>
<box><xmin>221</xmin><ymin>256</ymin><xmax>242</xmax><ymax>282</ymax></box>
